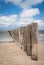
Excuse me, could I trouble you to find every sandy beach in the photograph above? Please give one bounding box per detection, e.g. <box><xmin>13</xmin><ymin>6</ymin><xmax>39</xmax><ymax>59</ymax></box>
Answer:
<box><xmin>0</xmin><ymin>41</ymin><xmax>44</xmax><ymax>65</ymax></box>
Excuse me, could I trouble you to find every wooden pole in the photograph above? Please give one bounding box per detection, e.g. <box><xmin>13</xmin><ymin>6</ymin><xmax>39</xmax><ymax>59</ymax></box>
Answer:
<box><xmin>31</xmin><ymin>23</ymin><xmax>38</xmax><ymax>60</ymax></box>
<box><xmin>19</xmin><ymin>27</ymin><xmax>25</xmax><ymax>50</ymax></box>
<box><xmin>26</xmin><ymin>25</ymin><xmax>31</xmax><ymax>56</ymax></box>
<box><xmin>23</xmin><ymin>27</ymin><xmax>27</xmax><ymax>51</ymax></box>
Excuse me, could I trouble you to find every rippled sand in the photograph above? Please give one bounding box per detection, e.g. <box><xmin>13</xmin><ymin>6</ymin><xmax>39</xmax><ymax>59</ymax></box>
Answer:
<box><xmin>0</xmin><ymin>41</ymin><xmax>44</xmax><ymax>65</ymax></box>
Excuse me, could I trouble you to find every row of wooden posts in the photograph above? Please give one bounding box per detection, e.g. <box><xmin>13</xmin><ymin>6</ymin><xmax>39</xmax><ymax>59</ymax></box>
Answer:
<box><xmin>10</xmin><ymin>23</ymin><xmax>38</xmax><ymax>60</ymax></box>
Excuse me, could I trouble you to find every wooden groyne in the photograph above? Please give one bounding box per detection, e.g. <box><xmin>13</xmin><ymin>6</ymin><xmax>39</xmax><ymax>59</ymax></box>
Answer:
<box><xmin>10</xmin><ymin>23</ymin><xmax>38</xmax><ymax>60</ymax></box>
<box><xmin>31</xmin><ymin>23</ymin><xmax>38</xmax><ymax>60</ymax></box>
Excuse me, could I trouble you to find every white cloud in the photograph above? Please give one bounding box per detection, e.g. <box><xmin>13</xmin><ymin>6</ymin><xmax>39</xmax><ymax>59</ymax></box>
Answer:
<box><xmin>20</xmin><ymin>0</ymin><xmax>44</xmax><ymax>9</ymax></box>
<box><xmin>16</xmin><ymin>19</ymin><xmax>33</xmax><ymax>27</ymax></box>
<box><xmin>0</xmin><ymin>14</ymin><xmax>44</xmax><ymax>29</ymax></box>
<box><xmin>20</xmin><ymin>8</ymin><xmax>40</xmax><ymax>17</ymax></box>
<box><xmin>17</xmin><ymin>8</ymin><xmax>44</xmax><ymax>28</ymax></box>
<box><xmin>5</xmin><ymin>0</ymin><xmax>44</xmax><ymax>8</ymax></box>
<box><xmin>0</xmin><ymin>15</ymin><xmax>17</xmax><ymax>27</ymax></box>
<box><xmin>0</xmin><ymin>8</ymin><xmax>40</xmax><ymax>28</ymax></box>
<box><xmin>5</xmin><ymin>0</ymin><xmax>22</xmax><ymax>5</ymax></box>
<box><xmin>17</xmin><ymin>8</ymin><xmax>40</xmax><ymax>26</ymax></box>
<box><xmin>0</xmin><ymin>7</ymin><xmax>44</xmax><ymax>29</ymax></box>
<box><xmin>17</xmin><ymin>19</ymin><xmax>44</xmax><ymax>28</ymax></box>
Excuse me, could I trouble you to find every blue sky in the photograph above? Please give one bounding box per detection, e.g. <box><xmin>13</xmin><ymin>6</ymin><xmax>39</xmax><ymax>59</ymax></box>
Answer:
<box><xmin>0</xmin><ymin>0</ymin><xmax>44</xmax><ymax>30</ymax></box>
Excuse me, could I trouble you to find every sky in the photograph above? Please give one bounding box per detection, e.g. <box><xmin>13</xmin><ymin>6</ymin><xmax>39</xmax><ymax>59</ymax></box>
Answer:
<box><xmin>0</xmin><ymin>0</ymin><xmax>44</xmax><ymax>31</ymax></box>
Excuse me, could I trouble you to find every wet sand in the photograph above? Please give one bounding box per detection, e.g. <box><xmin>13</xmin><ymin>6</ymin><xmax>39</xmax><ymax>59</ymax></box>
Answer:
<box><xmin>0</xmin><ymin>41</ymin><xmax>44</xmax><ymax>65</ymax></box>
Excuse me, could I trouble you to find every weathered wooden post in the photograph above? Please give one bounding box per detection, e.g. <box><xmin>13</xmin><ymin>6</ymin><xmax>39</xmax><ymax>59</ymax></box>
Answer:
<box><xmin>31</xmin><ymin>23</ymin><xmax>38</xmax><ymax>60</ymax></box>
<box><xmin>19</xmin><ymin>27</ymin><xmax>25</xmax><ymax>50</ymax></box>
<box><xmin>23</xmin><ymin>26</ymin><xmax>28</xmax><ymax>53</ymax></box>
<box><xmin>19</xmin><ymin>27</ymin><xmax>27</xmax><ymax>52</ymax></box>
<box><xmin>19</xmin><ymin>28</ymin><xmax>23</xmax><ymax>48</ymax></box>
<box><xmin>26</xmin><ymin>25</ymin><xmax>32</xmax><ymax>56</ymax></box>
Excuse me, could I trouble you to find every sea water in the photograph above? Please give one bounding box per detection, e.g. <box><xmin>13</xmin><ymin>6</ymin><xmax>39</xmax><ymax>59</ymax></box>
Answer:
<box><xmin>0</xmin><ymin>31</ymin><xmax>13</xmax><ymax>42</ymax></box>
<box><xmin>38</xmin><ymin>32</ymin><xmax>44</xmax><ymax>42</ymax></box>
